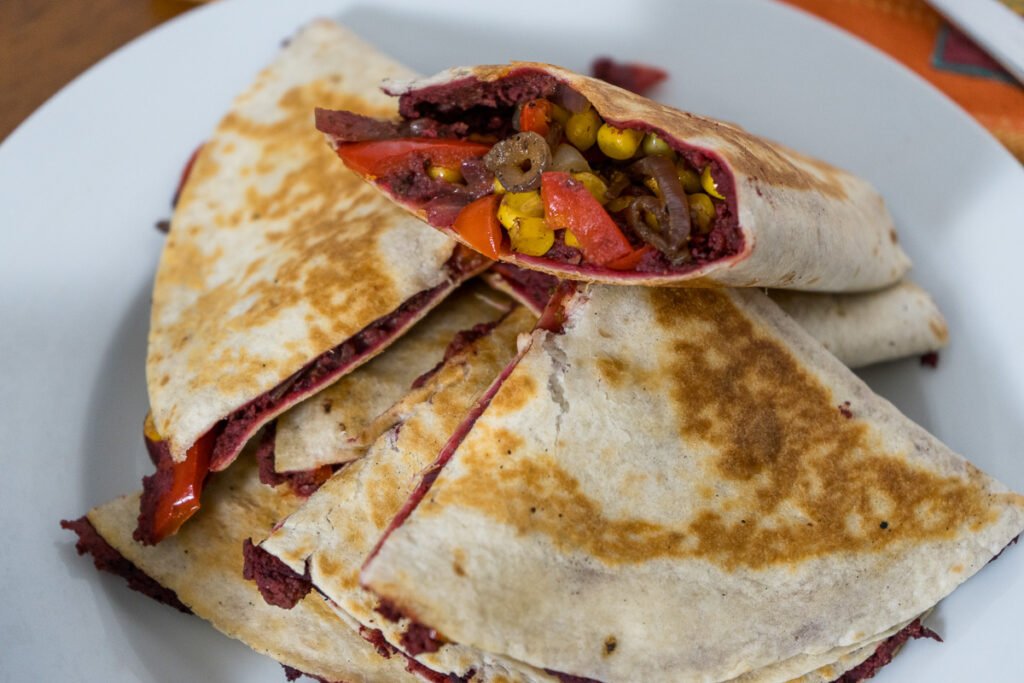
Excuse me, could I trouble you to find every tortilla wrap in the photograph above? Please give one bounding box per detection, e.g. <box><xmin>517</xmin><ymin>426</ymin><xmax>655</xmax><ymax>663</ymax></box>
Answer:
<box><xmin>361</xmin><ymin>284</ymin><xmax>1024</xmax><ymax>683</ymax></box>
<box><xmin>767</xmin><ymin>280</ymin><xmax>948</xmax><ymax>369</ymax></box>
<box><xmin>321</xmin><ymin>63</ymin><xmax>910</xmax><ymax>290</ymax></box>
<box><xmin>256</xmin><ymin>307</ymin><xmax>557</xmax><ymax>682</ymax></box>
<box><xmin>63</xmin><ymin>451</ymin><xmax>418</xmax><ymax>683</ymax></box>
<box><xmin>484</xmin><ymin>265</ymin><xmax>946</xmax><ymax>369</ymax></box>
<box><xmin>140</xmin><ymin>20</ymin><xmax>487</xmax><ymax>543</ymax></box>
<box><xmin>273</xmin><ymin>280</ymin><xmax>514</xmax><ymax>474</ymax></box>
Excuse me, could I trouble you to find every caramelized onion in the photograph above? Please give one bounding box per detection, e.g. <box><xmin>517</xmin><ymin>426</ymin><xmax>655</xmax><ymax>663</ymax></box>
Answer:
<box><xmin>483</xmin><ymin>132</ymin><xmax>552</xmax><ymax>192</ymax></box>
<box><xmin>628</xmin><ymin>156</ymin><xmax>691</xmax><ymax>263</ymax></box>
<box><xmin>551</xmin><ymin>144</ymin><xmax>591</xmax><ymax>173</ymax></box>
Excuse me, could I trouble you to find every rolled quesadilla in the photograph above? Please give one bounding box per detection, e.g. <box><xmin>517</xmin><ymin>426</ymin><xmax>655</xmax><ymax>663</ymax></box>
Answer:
<box><xmin>360</xmin><ymin>284</ymin><xmax>1024</xmax><ymax>683</ymax></box>
<box><xmin>249</xmin><ymin>306</ymin><xmax>558</xmax><ymax>682</ymax></box>
<box><xmin>271</xmin><ymin>280</ymin><xmax>514</xmax><ymax>475</ymax></box>
<box><xmin>138</xmin><ymin>20</ymin><xmax>488</xmax><ymax>544</ymax></box>
<box><xmin>62</xmin><ymin>451</ymin><xmax>420</xmax><ymax>683</ymax></box>
<box><xmin>484</xmin><ymin>264</ymin><xmax>947</xmax><ymax>369</ymax></box>
<box><xmin>314</xmin><ymin>63</ymin><xmax>909</xmax><ymax>290</ymax></box>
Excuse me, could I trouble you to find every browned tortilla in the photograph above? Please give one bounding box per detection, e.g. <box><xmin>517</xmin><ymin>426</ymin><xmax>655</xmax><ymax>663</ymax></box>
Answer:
<box><xmin>362</xmin><ymin>284</ymin><xmax>1024</xmax><ymax>682</ymax></box>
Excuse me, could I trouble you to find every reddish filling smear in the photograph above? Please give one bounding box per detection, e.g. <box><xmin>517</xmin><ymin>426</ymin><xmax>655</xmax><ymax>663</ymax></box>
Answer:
<box><xmin>255</xmin><ymin>422</ymin><xmax>334</xmax><ymax>497</ymax></box>
<box><xmin>135</xmin><ymin>248</ymin><xmax>489</xmax><ymax>545</ymax></box>
<box><xmin>242</xmin><ymin>538</ymin><xmax>313</xmax><ymax>609</ymax></box>
<box><xmin>833</xmin><ymin>619</ymin><xmax>942</xmax><ymax>682</ymax></box>
<box><xmin>590</xmin><ymin>58</ymin><xmax>667</xmax><ymax>96</ymax></box>
<box><xmin>61</xmin><ymin>517</ymin><xmax>190</xmax><ymax>614</ymax></box>
<box><xmin>488</xmin><ymin>263</ymin><xmax>559</xmax><ymax>314</ymax></box>
<box><xmin>410</xmin><ymin>316</ymin><xmax>506</xmax><ymax>390</ymax></box>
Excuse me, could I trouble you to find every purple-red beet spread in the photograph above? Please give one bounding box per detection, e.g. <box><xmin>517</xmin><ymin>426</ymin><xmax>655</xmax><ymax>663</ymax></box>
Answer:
<box><xmin>411</xmin><ymin>317</ymin><xmax>505</xmax><ymax>390</ymax></box>
<box><xmin>590</xmin><ymin>58</ymin><xmax>667</xmax><ymax>96</ymax></box>
<box><xmin>61</xmin><ymin>516</ymin><xmax>190</xmax><ymax>614</ymax></box>
<box><xmin>833</xmin><ymin>619</ymin><xmax>941</xmax><ymax>682</ymax></box>
<box><xmin>242</xmin><ymin>538</ymin><xmax>312</xmax><ymax>609</ymax></box>
<box><xmin>256</xmin><ymin>422</ymin><xmax>333</xmax><ymax>497</ymax></box>
<box><xmin>489</xmin><ymin>263</ymin><xmax>559</xmax><ymax>314</ymax></box>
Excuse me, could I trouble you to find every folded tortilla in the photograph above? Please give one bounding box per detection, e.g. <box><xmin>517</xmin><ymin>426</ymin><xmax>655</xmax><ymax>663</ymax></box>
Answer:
<box><xmin>62</xmin><ymin>451</ymin><xmax>418</xmax><ymax>683</ymax></box>
<box><xmin>361</xmin><ymin>284</ymin><xmax>1024</xmax><ymax>683</ymax></box>
<box><xmin>272</xmin><ymin>280</ymin><xmax>514</xmax><ymax>474</ymax></box>
<box><xmin>485</xmin><ymin>264</ymin><xmax>947</xmax><ymax>369</ymax></box>
<box><xmin>319</xmin><ymin>63</ymin><xmax>909</xmax><ymax>290</ymax></box>
<box><xmin>139</xmin><ymin>20</ymin><xmax>487</xmax><ymax>543</ymax></box>
<box><xmin>253</xmin><ymin>306</ymin><xmax>558</xmax><ymax>682</ymax></box>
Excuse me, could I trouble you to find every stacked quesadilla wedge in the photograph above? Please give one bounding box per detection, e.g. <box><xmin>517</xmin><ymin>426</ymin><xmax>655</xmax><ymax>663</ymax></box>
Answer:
<box><xmin>356</xmin><ymin>284</ymin><xmax>1024</xmax><ymax>682</ymax></box>
<box><xmin>137</xmin><ymin>20</ymin><xmax>490</xmax><ymax>545</ymax></box>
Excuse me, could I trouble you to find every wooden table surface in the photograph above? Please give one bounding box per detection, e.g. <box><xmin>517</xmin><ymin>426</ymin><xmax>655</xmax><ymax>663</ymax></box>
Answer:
<box><xmin>0</xmin><ymin>0</ymin><xmax>196</xmax><ymax>142</ymax></box>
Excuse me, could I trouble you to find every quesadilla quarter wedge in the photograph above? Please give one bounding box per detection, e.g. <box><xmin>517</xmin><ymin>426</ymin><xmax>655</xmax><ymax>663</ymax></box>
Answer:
<box><xmin>315</xmin><ymin>63</ymin><xmax>909</xmax><ymax>290</ymax></box>
<box><xmin>361</xmin><ymin>284</ymin><xmax>1024</xmax><ymax>683</ymax></box>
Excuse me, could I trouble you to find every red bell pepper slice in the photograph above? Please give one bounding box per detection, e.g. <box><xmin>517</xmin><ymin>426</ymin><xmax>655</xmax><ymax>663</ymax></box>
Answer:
<box><xmin>144</xmin><ymin>415</ymin><xmax>216</xmax><ymax>543</ymax></box>
<box><xmin>519</xmin><ymin>99</ymin><xmax>553</xmax><ymax>137</ymax></box>
<box><xmin>335</xmin><ymin>138</ymin><xmax>491</xmax><ymax>178</ymax></box>
<box><xmin>541</xmin><ymin>172</ymin><xmax>633</xmax><ymax>267</ymax></box>
<box><xmin>606</xmin><ymin>245</ymin><xmax>654</xmax><ymax>271</ymax></box>
<box><xmin>453</xmin><ymin>194</ymin><xmax>503</xmax><ymax>260</ymax></box>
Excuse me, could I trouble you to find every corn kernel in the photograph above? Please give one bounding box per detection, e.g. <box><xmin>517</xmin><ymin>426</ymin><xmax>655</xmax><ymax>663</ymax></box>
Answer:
<box><xmin>509</xmin><ymin>217</ymin><xmax>555</xmax><ymax>256</ymax></box>
<box><xmin>565</xmin><ymin>108</ymin><xmax>601</xmax><ymax>151</ymax></box>
<box><xmin>497</xmin><ymin>191</ymin><xmax>544</xmax><ymax>229</ymax></box>
<box><xmin>688</xmin><ymin>193</ymin><xmax>715</xmax><ymax>233</ymax></box>
<box><xmin>571</xmin><ymin>172</ymin><xmax>609</xmax><ymax>204</ymax></box>
<box><xmin>642</xmin><ymin>133</ymin><xmax>675</xmax><ymax>158</ymax></box>
<box><xmin>597</xmin><ymin>124</ymin><xmax>643</xmax><ymax>160</ymax></box>
<box><xmin>676</xmin><ymin>163</ymin><xmax>701</xmax><ymax>193</ymax></box>
<box><xmin>427</xmin><ymin>165</ymin><xmax>463</xmax><ymax>183</ymax></box>
<box><xmin>564</xmin><ymin>229</ymin><xmax>581</xmax><ymax>248</ymax></box>
<box><xmin>493</xmin><ymin>178</ymin><xmax>506</xmax><ymax>194</ymax></box>
<box><xmin>550</xmin><ymin>103</ymin><xmax>571</xmax><ymax>125</ymax></box>
<box><xmin>701</xmin><ymin>165</ymin><xmax>725</xmax><ymax>199</ymax></box>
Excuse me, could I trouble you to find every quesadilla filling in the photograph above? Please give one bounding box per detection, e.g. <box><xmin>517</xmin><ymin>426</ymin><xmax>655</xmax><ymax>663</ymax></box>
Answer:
<box><xmin>316</xmin><ymin>68</ymin><xmax>742</xmax><ymax>276</ymax></box>
<box><xmin>135</xmin><ymin>247</ymin><xmax>489</xmax><ymax>545</ymax></box>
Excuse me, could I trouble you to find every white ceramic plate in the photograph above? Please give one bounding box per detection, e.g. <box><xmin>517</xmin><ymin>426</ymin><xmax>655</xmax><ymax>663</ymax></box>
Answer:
<box><xmin>2</xmin><ymin>0</ymin><xmax>1023</xmax><ymax>680</ymax></box>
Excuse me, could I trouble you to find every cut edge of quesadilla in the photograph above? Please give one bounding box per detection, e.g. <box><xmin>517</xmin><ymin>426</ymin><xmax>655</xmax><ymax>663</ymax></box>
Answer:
<box><xmin>315</xmin><ymin>63</ymin><xmax>909</xmax><ymax>291</ymax></box>
<box><xmin>269</xmin><ymin>280</ymin><xmax>514</xmax><ymax>475</ymax></box>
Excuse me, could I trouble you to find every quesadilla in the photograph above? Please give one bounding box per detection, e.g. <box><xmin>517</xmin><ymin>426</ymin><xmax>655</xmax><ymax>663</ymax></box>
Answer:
<box><xmin>270</xmin><ymin>280</ymin><xmax>514</xmax><ymax>476</ymax></box>
<box><xmin>138</xmin><ymin>20</ymin><xmax>489</xmax><ymax>544</ymax></box>
<box><xmin>484</xmin><ymin>264</ymin><xmax>947</xmax><ymax>369</ymax></box>
<box><xmin>314</xmin><ymin>63</ymin><xmax>909</xmax><ymax>290</ymax></box>
<box><xmin>62</xmin><ymin>451</ymin><xmax>420</xmax><ymax>683</ymax></box>
<box><xmin>249</xmin><ymin>306</ymin><xmax>558</xmax><ymax>682</ymax></box>
<box><xmin>360</xmin><ymin>283</ymin><xmax>1024</xmax><ymax>683</ymax></box>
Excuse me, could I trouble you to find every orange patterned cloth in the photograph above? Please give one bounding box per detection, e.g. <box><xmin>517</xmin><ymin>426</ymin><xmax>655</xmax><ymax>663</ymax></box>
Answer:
<box><xmin>781</xmin><ymin>0</ymin><xmax>1024</xmax><ymax>162</ymax></box>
